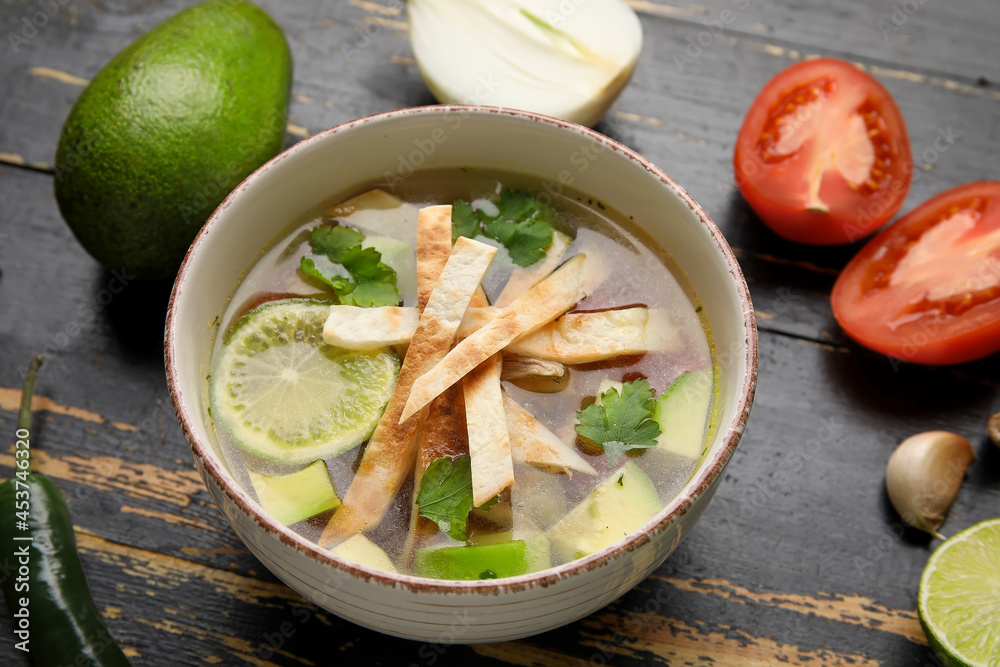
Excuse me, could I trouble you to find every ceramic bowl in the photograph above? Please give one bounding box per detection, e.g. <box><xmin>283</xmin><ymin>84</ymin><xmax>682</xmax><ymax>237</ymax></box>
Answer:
<box><xmin>166</xmin><ymin>106</ymin><xmax>757</xmax><ymax>643</ymax></box>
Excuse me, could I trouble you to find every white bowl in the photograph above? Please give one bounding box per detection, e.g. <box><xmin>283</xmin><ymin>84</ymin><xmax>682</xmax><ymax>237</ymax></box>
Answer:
<box><xmin>166</xmin><ymin>106</ymin><xmax>757</xmax><ymax>643</ymax></box>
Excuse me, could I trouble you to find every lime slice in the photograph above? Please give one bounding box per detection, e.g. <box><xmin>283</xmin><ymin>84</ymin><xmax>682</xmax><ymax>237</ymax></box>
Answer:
<box><xmin>918</xmin><ymin>518</ymin><xmax>1000</xmax><ymax>667</ymax></box>
<box><xmin>210</xmin><ymin>299</ymin><xmax>400</xmax><ymax>465</ymax></box>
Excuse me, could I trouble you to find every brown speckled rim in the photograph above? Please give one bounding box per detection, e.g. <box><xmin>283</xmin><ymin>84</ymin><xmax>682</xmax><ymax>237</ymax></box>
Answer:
<box><xmin>165</xmin><ymin>105</ymin><xmax>758</xmax><ymax>597</ymax></box>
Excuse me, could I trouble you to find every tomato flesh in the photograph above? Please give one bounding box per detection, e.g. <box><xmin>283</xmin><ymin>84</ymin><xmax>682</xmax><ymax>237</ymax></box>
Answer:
<box><xmin>832</xmin><ymin>181</ymin><xmax>1000</xmax><ymax>365</ymax></box>
<box><xmin>735</xmin><ymin>58</ymin><xmax>911</xmax><ymax>245</ymax></box>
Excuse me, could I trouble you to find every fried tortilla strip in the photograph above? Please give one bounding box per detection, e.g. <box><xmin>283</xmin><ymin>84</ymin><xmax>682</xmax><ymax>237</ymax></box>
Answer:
<box><xmin>504</xmin><ymin>394</ymin><xmax>597</xmax><ymax>476</ymax></box>
<box><xmin>464</xmin><ymin>354</ymin><xmax>513</xmax><ymax>506</ymax></box>
<box><xmin>319</xmin><ymin>233</ymin><xmax>496</xmax><ymax>547</ymax></box>
<box><xmin>414</xmin><ymin>388</ymin><xmax>469</xmax><ymax>480</ymax></box>
<box><xmin>324</xmin><ymin>306</ymin><xmax>419</xmax><ymax>349</ymax></box>
<box><xmin>401</xmin><ymin>384</ymin><xmax>469</xmax><ymax>560</ymax></box>
<box><xmin>400</xmin><ymin>253</ymin><xmax>607</xmax><ymax>421</ymax></box>
<box><xmin>507</xmin><ymin>307</ymin><xmax>682</xmax><ymax>363</ymax></box>
<box><xmin>403</xmin><ymin>287</ymin><xmax>490</xmax><ymax>561</ymax></box>
<box><xmin>416</xmin><ymin>205</ymin><xmax>455</xmax><ymax>312</ymax></box>
<box><xmin>326</xmin><ymin>303</ymin><xmax>680</xmax><ymax>363</ymax></box>
<box><xmin>494</xmin><ymin>231</ymin><xmax>572</xmax><ymax>307</ymax></box>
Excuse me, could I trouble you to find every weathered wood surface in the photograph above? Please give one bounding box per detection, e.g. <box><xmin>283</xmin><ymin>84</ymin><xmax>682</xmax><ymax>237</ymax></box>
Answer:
<box><xmin>1</xmin><ymin>0</ymin><xmax>999</xmax><ymax>665</ymax></box>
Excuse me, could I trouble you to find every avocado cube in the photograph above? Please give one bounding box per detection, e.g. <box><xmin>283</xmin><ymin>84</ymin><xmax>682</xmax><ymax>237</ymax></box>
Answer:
<box><xmin>330</xmin><ymin>534</ymin><xmax>397</xmax><ymax>574</ymax></box>
<box><xmin>548</xmin><ymin>461</ymin><xmax>661</xmax><ymax>563</ymax></box>
<box><xmin>248</xmin><ymin>460</ymin><xmax>340</xmax><ymax>526</ymax></box>
<box><xmin>653</xmin><ymin>369</ymin><xmax>713</xmax><ymax>459</ymax></box>
<box><xmin>415</xmin><ymin>541</ymin><xmax>529</xmax><ymax>580</ymax></box>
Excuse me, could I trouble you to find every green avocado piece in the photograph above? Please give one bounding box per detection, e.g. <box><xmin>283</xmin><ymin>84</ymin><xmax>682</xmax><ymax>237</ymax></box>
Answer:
<box><xmin>54</xmin><ymin>1</ymin><xmax>292</xmax><ymax>279</ymax></box>
<box><xmin>653</xmin><ymin>370</ymin><xmax>713</xmax><ymax>459</ymax></box>
<box><xmin>248</xmin><ymin>460</ymin><xmax>340</xmax><ymax>527</ymax></box>
<box><xmin>468</xmin><ymin>518</ymin><xmax>552</xmax><ymax>573</ymax></box>
<box><xmin>415</xmin><ymin>541</ymin><xmax>529</xmax><ymax>580</ymax></box>
<box><xmin>548</xmin><ymin>461</ymin><xmax>661</xmax><ymax>563</ymax></box>
<box><xmin>330</xmin><ymin>534</ymin><xmax>397</xmax><ymax>574</ymax></box>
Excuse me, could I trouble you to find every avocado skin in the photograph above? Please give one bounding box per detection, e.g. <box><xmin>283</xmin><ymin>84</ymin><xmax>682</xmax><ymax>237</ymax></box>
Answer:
<box><xmin>54</xmin><ymin>1</ymin><xmax>292</xmax><ymax>279</ymax></box>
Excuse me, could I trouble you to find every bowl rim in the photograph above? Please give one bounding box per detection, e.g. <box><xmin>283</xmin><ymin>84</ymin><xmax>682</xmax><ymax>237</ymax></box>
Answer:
<box><xmin>165</xmin><ymin>104</ymin><xmax>758</xmax><ymax>596</ymax></box>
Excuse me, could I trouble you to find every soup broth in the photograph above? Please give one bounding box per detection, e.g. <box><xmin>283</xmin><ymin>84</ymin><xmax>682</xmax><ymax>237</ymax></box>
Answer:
<box><xmin>208</xmin><ymin>168</ymin><xmax>715</xmax><ymax>579</ymax></box>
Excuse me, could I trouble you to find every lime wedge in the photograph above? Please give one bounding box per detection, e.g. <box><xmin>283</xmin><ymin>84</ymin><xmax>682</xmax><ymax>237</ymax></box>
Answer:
<box><xmin>210</xmin><ymin>299</ymin><xmax>399</xmax><ymax>465</ymax></box>
<box><xmin>918</xmin><ymin>518</ymin><xmax>1000</xmax><ymax>667</ymax></box>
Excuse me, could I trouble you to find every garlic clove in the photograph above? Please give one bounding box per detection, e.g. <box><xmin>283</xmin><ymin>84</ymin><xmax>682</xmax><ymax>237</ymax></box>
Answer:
<box><xmin>408</xmin><ymin>0</ymin><xmax>643</xmax><ymax>127</ymax></box>
<box><xmin>989</xmin><ymin>412</ymin><xmax>1000</xmax><ymax>448</ymax></box>
<box><xmin>885</xmin><ymin>431</ymin><xmax>976</xmax><ymax>539</ymax></box>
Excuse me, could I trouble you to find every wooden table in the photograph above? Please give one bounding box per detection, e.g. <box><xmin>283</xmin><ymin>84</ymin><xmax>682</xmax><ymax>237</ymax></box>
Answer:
<box><xmin>2</xmin><ymin>1</ymin><xmax>998</xmax><ymax>664</ymax></box>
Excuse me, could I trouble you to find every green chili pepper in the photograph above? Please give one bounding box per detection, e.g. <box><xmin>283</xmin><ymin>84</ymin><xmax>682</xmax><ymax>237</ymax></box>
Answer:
<box><xmin>0</xmin><ymin>355</ymin><xmax>131</xmax><ymax>666</ymax></box>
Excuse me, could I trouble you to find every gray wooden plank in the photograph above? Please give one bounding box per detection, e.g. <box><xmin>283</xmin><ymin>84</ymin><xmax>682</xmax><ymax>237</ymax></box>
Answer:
<box><xmin>655</xmin><ymin>0</ymin><xmax>1000</xmax><ymax>83</ymax></box>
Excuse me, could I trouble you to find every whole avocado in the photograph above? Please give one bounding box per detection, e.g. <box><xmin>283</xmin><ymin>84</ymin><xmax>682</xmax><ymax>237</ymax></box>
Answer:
<box><xmin>54</xmin><ymin>1</ymin><xmax>292</xmax><ymax>279</ymax></box>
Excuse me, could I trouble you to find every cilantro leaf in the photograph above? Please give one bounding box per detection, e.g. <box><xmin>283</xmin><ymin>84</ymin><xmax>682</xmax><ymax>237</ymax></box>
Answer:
<box><xmin>451</xmin><ymin>199</ymin><xmax>480</xmax><ymax>241</ymax></box>
<box><xmin>575</xmin><ymin>379</ymin><xmax>662</xmax><ymax>467</ymax></box>
<box><xmin>312</xmin><ymin>225</ymin><xmax>365</xmax><ymax>261</ymax></box>
<box><xmin>300</xmin><ymin>225</ymin><xmax>400</xmax><ymax>307</ymax></box>
<box><xmin>451</xmin><ymin>190</ymin><xmax>555</xmax><ymax>267</ymax></box>
<box><xmin>417</xmin><ymin>456</ymin><xmax>496</xmax><ymax>541</ymax></box>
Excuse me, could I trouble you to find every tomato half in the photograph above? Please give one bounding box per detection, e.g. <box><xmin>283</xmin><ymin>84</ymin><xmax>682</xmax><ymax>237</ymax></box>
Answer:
<box><xmin>734</xmin><ymin>58</ymin><xmax>912</xmax><ymax>245</ymax></box>
<box><xmin>832</xmin><ymin>181</ymin><xmax>1000</xmax><ymax>365</ymax></box>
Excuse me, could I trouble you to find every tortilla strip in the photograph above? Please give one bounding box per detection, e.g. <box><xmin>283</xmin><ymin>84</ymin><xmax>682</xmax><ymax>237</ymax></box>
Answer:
<box><xmin>507</xmin><ymin>307</ymin><xmax>682</xmax><ymax>363</ymax></box>
<box><xmin>399</xmin><ymin>253</ymin><xmax>608</xmax><ymax>422</ymax></box>
<box><xmin>416</xmin><ymin>205</ymin><xmax>455</xmax><ymax>312</ymax></box>
<box><xmin>401</xmin><ymin>383</ymin><xmax>469</xmax><ymax>560</ymax></box>
<box><xmin>403</xmin><ymin>286</ymin><xmax>491</xmax><ymax>561</ymax></box>
<box><xmin>499</xmin><ymin>355</ymin><xmax>565</xmax><ymax>381</ymax></box>
<box><xmin>324</xmin><ymin>306</ymin><xmax>418</xmax><ymax>349</ymax></box>
<box><xmin>494</xmin><ymin>231</ymin><xmax>571</xmax><ymax>308</ymax></box>
<box><xmin>504</xmin><ymin>394</ymin><xmax>597</xmax><ymax>476</ymax></box>
<box><xmin>325</xmin><ymin>303</ymin><xmax>678</xmax><ymax>363</ymax></box>
<box><xmin>464</xmin><ymin>354</ymin><xmax>513</xmax><ymax>506</ymax></box>
<box><xmin>319</xmin><ymin>233</ymin><xmax>496</xmax><ymax>546</ymax></box>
